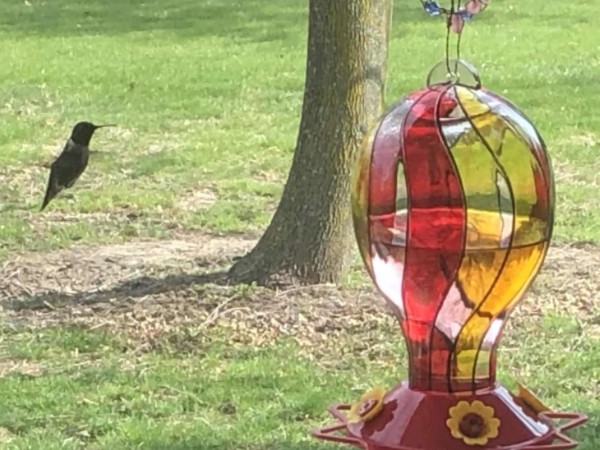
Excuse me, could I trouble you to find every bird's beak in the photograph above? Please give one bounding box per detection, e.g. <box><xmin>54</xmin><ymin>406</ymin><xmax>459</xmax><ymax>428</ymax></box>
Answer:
<box><xmin>94</xmin><ymin>124</ymin><xmax>117</xmax><ymax>129</ymax></box>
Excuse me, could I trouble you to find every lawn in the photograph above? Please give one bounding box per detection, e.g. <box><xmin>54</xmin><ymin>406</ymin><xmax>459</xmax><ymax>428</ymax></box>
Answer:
<box><xmin>0</xmin><ymin>0</ymin><xmax>599</xmax><ymax>449</ymax></box>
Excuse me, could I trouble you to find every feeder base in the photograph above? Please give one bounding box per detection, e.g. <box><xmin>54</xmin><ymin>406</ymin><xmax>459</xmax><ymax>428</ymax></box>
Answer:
<box><xmin>312</xmin><ymin>382</ymin><xmax>586</xmax><ymax>450</ymax></box>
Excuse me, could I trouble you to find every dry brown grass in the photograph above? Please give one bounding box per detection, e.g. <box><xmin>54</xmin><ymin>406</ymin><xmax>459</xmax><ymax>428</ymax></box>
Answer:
<box><xmin>1</xmin><ymin>234</ymin><xmax>598</xmax><ymax>362</ymax></box>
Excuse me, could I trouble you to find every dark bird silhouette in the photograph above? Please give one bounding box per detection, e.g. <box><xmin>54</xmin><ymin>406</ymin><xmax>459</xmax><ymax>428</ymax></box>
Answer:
<box><xmin>40</xmin><ymin>121</ymin><xmax>115</xmax><ymax>211</ymax></box>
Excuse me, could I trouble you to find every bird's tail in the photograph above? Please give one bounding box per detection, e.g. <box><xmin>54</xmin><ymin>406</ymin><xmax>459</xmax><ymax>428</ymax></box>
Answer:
<box><xmin>40</xmin><ymin>180</ymin><xmax>57</xmax><ymax>211</ymax></box>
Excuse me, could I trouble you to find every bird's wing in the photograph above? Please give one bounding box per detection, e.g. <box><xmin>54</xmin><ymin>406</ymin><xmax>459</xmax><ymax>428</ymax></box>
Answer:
<box><xmin>40</xmin><ymin>141</ymin><xmax>90</xmax><ymax>211</ymax></box>
<box><xmin>53</xmin><ymin>143</ymin><xmax>89</xmax><ymax>188</ymax></box>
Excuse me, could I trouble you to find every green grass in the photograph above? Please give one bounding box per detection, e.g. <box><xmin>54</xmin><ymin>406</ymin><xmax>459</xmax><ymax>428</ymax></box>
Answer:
<box><xmin>0</xmin><ymin>317</ymin><xmax>598</xmax><ymax>449</ymax></box>
<box><xmin>0</xmin><ymin>0</ymin><xmax>599</xmax><ymax>258</ymax></box>
<box><xmin>1</xmin><ymin>0</ymin><xmax>599</xmax><ymax>448</ymax></box>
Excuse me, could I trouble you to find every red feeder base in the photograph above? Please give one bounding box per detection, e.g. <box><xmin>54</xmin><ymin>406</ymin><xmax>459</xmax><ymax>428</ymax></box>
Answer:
<box><xmin>312</xmin><ymin>382</ymin><xmax>586</xmax><ymax>450</ymax></box>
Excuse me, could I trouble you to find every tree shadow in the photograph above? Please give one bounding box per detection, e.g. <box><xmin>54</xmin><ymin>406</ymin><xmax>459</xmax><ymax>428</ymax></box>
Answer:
<box><xmin>2</xmin><ymin>270</ymin><xmax>231</xmax><ymax>312</ymax></box>
<box><xmin>0</xmin><ymin>0</ymin><xmax>304</xmax><ymax>42</ymax></box>
<box><xmin>0</xmin><ymin>0</ymin><xmax>496</xmax><ymax>42</ymax></box>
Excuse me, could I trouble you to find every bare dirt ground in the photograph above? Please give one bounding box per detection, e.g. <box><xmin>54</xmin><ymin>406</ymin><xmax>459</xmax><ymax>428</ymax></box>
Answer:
<box><xmin>1</xmin><ymin>234</ymin><xmax>599</xmax><ymax>358</ymax></box>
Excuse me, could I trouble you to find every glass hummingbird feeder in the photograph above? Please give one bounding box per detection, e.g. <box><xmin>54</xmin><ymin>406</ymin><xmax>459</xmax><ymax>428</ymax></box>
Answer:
<box><xmin>311</xmin><ymin>5</ymin><xmax>588</xmax><ymax>445</ymax></box>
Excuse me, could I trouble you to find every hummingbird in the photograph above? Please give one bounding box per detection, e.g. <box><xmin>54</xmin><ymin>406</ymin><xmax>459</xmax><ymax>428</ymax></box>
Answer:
<box><xmin>40</xmin><ymin>121</ymin><xmax>115</xmax><ymax>211</ymax></box>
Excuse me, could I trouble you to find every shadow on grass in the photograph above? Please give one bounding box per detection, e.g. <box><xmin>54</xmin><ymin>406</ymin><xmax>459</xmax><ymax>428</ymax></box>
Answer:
<box><xmin>0</xmin><ymin>0</ymin><xmax>455</xmax><ymax>41</ymax></box>
<box><xmin>0</xmin><ymin>0</ymin><xmax>304</xmax><ymax>42</ymax></box>
<box><xmin>2</xmin><ymin>270</ymin><xmax>231</xmax><ymax>312</ymax></box>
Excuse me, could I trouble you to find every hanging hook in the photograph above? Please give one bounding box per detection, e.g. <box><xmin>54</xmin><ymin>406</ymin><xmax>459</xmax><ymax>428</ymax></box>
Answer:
<box><xmin>422</xmin><ymin>0</ymin><xmax>488</xmax><ymax>84</ymax></box>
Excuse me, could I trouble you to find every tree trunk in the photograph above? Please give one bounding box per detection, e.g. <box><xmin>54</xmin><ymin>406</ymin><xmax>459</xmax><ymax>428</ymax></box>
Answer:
<box><xmin>228</xmin><ymin>0</ymin><xmax>391</xmax><ymax>286</ymax></box>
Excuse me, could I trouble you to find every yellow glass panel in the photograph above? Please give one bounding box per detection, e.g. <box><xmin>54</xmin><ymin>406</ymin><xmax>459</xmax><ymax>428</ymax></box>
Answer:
<box><xmin>447</xmin><ymin>126</ymin><xmax>502</xmax><ymax>203</ymax></box>
<box><xmin>446</xmin><ymin>89</ymin><xmax>550</xmax><ymax>381</ymax></box>
<box><xmin>454</xmin><ymin>90</ymin><xmax>491</xmax><ymax>116</ymax></box>
<box><xmin>457</xmin><ymin>88</ymin><xmax>546</xmax><ymax>247</ymax></box>
<box><xmin>456</xmin><ymin>349</ymin><xmax>490</xmax><ymax>380</ymax></box>
<box><xmin>457</xmin><ymin>245</ymin><xmax>509</xmax><ymax>309</ymax></box>
<box><xmin>457</xmin><ymin>212</ymin><xmax>541</xmax><ymax>307</ymax></box>
<box><xmin>446</xmin><ymin>90</ymin><xmax>514</xmax><ymax>308</ymax></box>
<box><xmin>487</xmin><ymin>241</ymin><xmax>547</xmax><ymax>314</ymax></box>
<box><xmin>447</xmin><ymin>88</ymin><xmax>502</xmax><ymax>204</ymax></box>
<box><xmin>453</xmin><ymin>242</ymin><xmax>546</xmax><ymax>378</ymax></box>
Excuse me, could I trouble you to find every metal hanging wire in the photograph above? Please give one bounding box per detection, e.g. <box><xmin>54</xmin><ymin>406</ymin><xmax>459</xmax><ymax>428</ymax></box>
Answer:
<box><xmin>421</xmin><ymin>0</ymin><xmax>489</xmax><ymax>83</ymax></box>
<box><xmin>445</xmin><ymin>0</ymin><xmax>466</xmax><ymax>80</ymax></box>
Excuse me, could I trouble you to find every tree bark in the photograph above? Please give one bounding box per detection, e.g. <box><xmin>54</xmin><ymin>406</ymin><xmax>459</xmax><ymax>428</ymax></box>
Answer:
<box><xmin>228</xmin><ymin>0</ymin><xmax>392</xmax><ymax>286</ymax></box>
